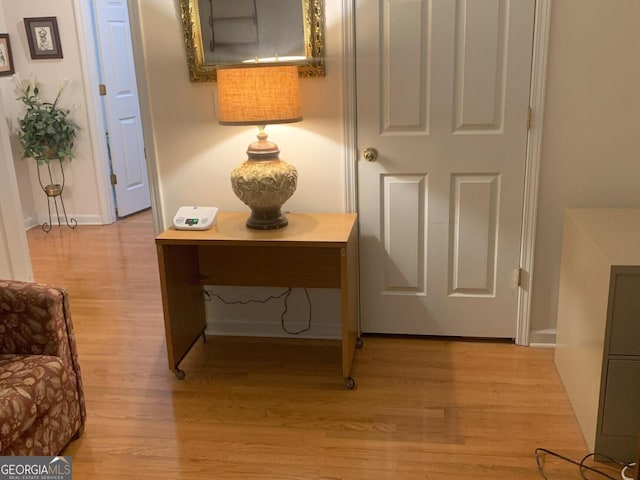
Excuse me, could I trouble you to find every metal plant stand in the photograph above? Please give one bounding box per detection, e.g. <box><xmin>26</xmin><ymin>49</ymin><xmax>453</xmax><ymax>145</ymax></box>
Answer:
<box><xmin>37</xmin><ymin>158</ymin><xmax>77</xmax><ymax>233</ymax></box>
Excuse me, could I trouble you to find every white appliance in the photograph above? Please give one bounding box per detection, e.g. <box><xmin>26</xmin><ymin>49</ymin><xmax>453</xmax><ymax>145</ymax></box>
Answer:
<box><xmin>172</xmin><ymin>206</ymin><xmax>218</xmax><ymax>230</ymax></box>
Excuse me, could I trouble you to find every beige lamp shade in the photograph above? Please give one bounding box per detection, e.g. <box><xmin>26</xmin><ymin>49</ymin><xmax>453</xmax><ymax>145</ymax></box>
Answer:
<box><xmin>216</xmin><ymin>64</ymin><xmax>302</xmax><ymax>230</ymax></box>
<box><xmin>217</xmin><ymin>64</ymin><xmax>302</xmax><ymax>126</ymax></box>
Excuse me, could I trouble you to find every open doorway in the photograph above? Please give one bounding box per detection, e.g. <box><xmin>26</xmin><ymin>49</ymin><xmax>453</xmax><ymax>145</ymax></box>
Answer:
<box><xmin>80</xmin><ymin>0</ymin><xmax>151</xmax><ymax>220</ymax></box>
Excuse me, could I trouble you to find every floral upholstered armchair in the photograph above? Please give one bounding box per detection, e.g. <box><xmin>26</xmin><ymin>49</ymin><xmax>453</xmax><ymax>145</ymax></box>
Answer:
<box><xmin>0</xmin><ymin>280</ymin><xmax>86</xmax><ymax>455</ymax></box>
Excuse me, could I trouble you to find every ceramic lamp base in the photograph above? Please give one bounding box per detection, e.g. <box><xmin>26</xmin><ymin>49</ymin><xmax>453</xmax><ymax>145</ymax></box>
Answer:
<box><xmin>230</xmin><ymin>157</ymin><xmax>298</xmax><ymax>230</ymax></box>
<box><xmin>245</xmin><ymin>207</ymin><xmax>289</xmax><ymax>230</ymax></box>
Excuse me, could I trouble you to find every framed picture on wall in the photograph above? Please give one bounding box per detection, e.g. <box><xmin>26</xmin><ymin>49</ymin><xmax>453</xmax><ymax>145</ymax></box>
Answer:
<box><xmin>24</xmin><ymin>17</ymin><xmax>63</xmax><ymax>59</ymax></box>
<box><xmin>0</xmin><ymin>34</ymin><xmax>14</xmax><ymax>76</ymax></box>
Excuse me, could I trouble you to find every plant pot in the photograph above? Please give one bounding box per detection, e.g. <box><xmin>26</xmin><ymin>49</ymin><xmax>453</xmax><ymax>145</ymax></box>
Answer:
<box><xmin>44</xmin><ymin>183</ymin><xmax>62</xmax><ymax>197</ymax></box>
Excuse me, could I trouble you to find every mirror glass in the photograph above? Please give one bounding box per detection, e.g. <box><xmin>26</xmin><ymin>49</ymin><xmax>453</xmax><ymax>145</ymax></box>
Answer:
<box><xmin>180</xmin><ymin>0</ymin><xmax>325</xmax><ymax>82</ymax></box>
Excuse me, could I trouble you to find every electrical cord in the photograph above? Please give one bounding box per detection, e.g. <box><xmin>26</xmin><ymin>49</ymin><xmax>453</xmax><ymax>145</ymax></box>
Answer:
<box><xmin>203</xmin><ymin>287</ymin><xmax>312</xmax><ymax>335</ymax></box>
<box><xmin>535</xmin><ymin>448</ymin><xmax>635</xmax><ymax>480</ymax></box>
<box><xmin>280</xmin><ymin>287</ymin><xmax>312</xmax><ymax>335</ymax></box>
<box><xmin>204</xmin><ymin>287</ymin><xmax>291</xmax><ymax>305</ymax></box>
<box><xmin>621</xmin><ymin>463</ymin><xmax>636</xmax><ymax>480</ymax></box>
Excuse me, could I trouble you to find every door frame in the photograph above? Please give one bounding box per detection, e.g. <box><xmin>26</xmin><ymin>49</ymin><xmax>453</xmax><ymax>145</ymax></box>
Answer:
<box><xmin>72</xmin><ymin>0</ymin><xmax>163</xmax><ymax>232</ymax></box>
<box><xmin>342</xmin><ymin>0</ymin><xmax>553</xmax><ymax>346</ymax></box>
<box><xmin>74</xmin><ymin>0</ymin><xmax>115</xmax><ymax>225</ymax></box>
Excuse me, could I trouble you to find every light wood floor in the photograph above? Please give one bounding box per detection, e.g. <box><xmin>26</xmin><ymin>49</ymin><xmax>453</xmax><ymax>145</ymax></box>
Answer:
<box><xmin>25</xmin><ymin>211</ymin><xmax>607</xmax><ymax>479</ymax></box>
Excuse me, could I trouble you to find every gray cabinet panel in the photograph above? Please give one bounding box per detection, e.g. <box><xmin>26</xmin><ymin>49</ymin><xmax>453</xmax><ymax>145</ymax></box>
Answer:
<box><xmin>601</xmin><ymin>359</ymin><xmax>640</xmax><ymax>437</ymax></box>
<box><xmin>608</xmin><ymin>272</ymin><xmax>640</xmax><ymax>356</ymax></box>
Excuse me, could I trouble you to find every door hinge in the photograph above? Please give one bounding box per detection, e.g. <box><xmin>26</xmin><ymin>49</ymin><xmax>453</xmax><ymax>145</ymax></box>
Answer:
<box><xmin>110</xmin><ymin>173</ymin><xmax>117</xmax><ymax>185</ymax></box>
<box><xmin>526</xmin><ymin>106</ymin><xmax>532</xmax><ymax>130</ymax></box>
<box><xmin>516</xmin><ymin>267</ymin><xmax>524</xmax><ymax>288</ymax></box>
<box><xmin>99</xmin><ymin>84</ymin><xmax>107</xmax><ymax>96</ymax></box>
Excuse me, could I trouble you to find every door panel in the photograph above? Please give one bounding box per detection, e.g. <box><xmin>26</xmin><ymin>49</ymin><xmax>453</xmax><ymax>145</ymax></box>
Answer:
<box><xmin>95</xmin><ymin>0</ymin><xmax>151</xmax><ymax>217</ymax></box>
<box><xmin>357</xmin><ymin>0</ymin><xmax>535</xmax><ymax>337</ymax></box>
<box><xmin>381</xmin><ymin>174</ymin><xmax>427</xmax><ymax>294</ymax></box>
<box><xmin>449</xmin><ymin>174</ymin><xmax>499</xmax><ymax>296</ymax></box>
<box><xmin>382</xmin><ymin>0</ymin><xmax>427</xmax><ymax>132</ymax></box>
<box><xmin>453</xmin><ymin>0</ymin><xmax>506</xmax><ymax>132</ymax></box>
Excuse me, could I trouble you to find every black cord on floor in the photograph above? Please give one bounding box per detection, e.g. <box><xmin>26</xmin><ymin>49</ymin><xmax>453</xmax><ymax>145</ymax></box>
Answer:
<box><xmin>203</xmin><ymin>287</ymin><xmax>312</xmax><ymax>335</ymax></box>
<box><xmin>535</xmin><ymin>448</ymin><xmax>633</xmax><ymax>480</ymax></box>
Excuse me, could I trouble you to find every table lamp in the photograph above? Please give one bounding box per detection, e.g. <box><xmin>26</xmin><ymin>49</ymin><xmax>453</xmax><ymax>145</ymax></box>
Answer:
<box><xmin>216</xmin><ymin>64</ymin><xmax>302</xmax><ymax>230</ymax></box>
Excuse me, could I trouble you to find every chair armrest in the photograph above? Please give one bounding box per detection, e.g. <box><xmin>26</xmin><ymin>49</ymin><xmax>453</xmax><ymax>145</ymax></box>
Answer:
<box><xmin>0</xmin><ymin>280</ymin><xmax>73</xmax><ymax>358</ymax></box>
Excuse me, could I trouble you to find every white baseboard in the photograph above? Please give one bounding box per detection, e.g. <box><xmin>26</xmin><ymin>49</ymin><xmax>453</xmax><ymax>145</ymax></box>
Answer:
<box><xmin>528</xmin><ymin>328</ymin><xmax>556</xmax><ymax>347</ymax></box>
<box><xmin>23</xmin><ymin>216</ymin><xmax>39</xmax><ymax>230</ymax></box>
<box><xmin>26</xmin><ymin>214</ymin><xmax>106</xmax><ymax>230</ymax></box>
<box><xmin>205</xmin><ymin>319</ymin><xmax>341</xmax><ymax>340</ymax></box>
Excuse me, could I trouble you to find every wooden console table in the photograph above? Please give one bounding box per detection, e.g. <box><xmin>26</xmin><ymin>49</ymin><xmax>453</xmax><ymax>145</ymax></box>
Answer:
<box><xmin>155</xmin><ymin>212</ymin><xmax>361</xmax><ymax>388</ymax></box>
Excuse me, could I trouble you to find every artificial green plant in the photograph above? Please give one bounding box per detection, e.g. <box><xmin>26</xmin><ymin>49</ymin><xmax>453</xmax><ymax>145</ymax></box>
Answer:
<box><xmin>16</xmin><ymin>78</ymin><xmax>79</xmax><ymax>165</ymax></box>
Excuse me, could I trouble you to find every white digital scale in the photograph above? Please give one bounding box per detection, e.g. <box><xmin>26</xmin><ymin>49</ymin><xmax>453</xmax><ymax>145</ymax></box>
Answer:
<box><xmin>172</xmin><ymin>206</ymin><xmax>218</xmax><ymax>231</ymax></box>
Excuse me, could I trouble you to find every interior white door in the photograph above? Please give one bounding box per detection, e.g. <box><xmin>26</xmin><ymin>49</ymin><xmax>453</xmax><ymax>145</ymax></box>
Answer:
<box><xmin>94</xmin><ymin>0</ymin><xmax>150</xmax><ymax>218</ymax></box>
<box><xmin>356</xmin><ymin>0</ymin><xmax>535</xmax><ymax>337</ymax></box>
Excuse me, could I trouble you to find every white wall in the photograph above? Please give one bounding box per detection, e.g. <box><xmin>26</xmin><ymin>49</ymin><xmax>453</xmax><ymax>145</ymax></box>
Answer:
<box><xmin>3</xmin><ymin>0</ymin><xmax>638</xmax><ymax>340</ymax></box>
<box><xmin>530</xmin><ymin>0</ymin><xmax>640</xmax><ymax>342</ymax></box>
<box><xmin>0</xmin><ymin>5</ymin><xmax>31</xmax><ymax>281</ymax></box>
<box><xmin>0</xmin><ymin>94</ymin><xmax>32</xmax><ymax>281</ymax></box>
<box><xmin>132</xmin><ymin>0</ymin><xmax>346</xmax><ymax>337</ymax></box>
<box><xmin>2</xmin><ymin>0</ymin><xmax>105</xmax><ymax>227</ymax></box>
<box><xmin>134</xmin><ymin>0</ymin><xmax>346</xmax><ymax>230</ymax></box>
<box><xmin>133</xmin><ymin>0</ymin><xmax>640</xmax><ymax>340</ymax></box>
<box><xmin>0</xmin><ymin>0</ymin><xmax>346</xmax><ymax>335</ymax></box>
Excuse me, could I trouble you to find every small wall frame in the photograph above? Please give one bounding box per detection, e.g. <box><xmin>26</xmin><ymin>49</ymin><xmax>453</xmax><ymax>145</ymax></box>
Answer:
<box><xmin>0</xmin><ymin>34</ymin><xmax>14</xmax><ymax>76</ymax></box>
<box><xmin>24</xmin><ymin>17</ymin><xmax>63</xmax><ymax>59</ymax></box>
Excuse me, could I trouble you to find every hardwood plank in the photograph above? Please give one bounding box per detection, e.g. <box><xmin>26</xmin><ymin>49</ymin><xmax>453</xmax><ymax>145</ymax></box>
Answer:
<box><xmin>25</xmin><ymin>211</ymin><xmax>594</xmax><ymax>479</ymax></box>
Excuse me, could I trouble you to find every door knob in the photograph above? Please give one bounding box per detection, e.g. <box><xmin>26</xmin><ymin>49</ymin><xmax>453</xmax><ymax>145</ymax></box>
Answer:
<box><xmin>363</xmin><ymin>147</ymin><xmax>378</xmax><ymax>162</ymax></box>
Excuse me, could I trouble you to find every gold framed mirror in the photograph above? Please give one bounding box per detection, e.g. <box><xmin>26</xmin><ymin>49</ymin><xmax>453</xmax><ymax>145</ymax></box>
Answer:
<box><xmin>179</xmin><ymin>0</ymin><xmax>325</xmax><ymax>82</ymax></box>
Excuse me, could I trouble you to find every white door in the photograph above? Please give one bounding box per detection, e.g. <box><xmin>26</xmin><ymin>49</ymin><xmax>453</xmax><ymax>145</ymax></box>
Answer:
<box><xmin>94</xmin><ymin>0</ymin><xmax>150</xmax><ymax>217</ymax></box>
<box><xmin>356</xmin><ymin>0</ymin><xmax>535</xmax><ymax>337</ymax></box>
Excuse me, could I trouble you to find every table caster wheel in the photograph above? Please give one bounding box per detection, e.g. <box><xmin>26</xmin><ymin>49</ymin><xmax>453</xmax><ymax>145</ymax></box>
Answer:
<box><xmin>356</xmin><ymin>337</ymin><xmax>364</xmax><ymax>349</ymax></box>
<box><xmin>174</xmin><ymin>368</ymin><xmax>186</xmax><ymax>380</ymax></box>
<box><xmin>345</xmin><ymin>376</ymin><xmax>357</xmax><ymax>390</ymax></box>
